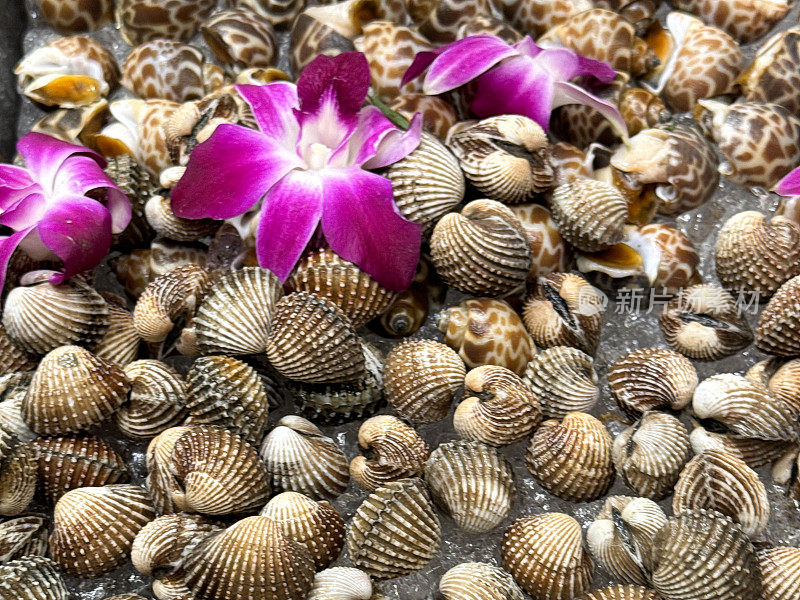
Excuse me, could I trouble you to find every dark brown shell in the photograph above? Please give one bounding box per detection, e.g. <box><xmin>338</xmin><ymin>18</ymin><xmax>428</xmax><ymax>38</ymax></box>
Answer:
<box><xmin>0</xmin><ymin>556</ymin><xmax>69</xmax><ymax>600</ymax></box>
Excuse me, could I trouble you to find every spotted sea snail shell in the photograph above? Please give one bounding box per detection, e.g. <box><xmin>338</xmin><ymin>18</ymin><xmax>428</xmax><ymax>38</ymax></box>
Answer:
<box><xmin>430</xmin><ymin>199</ymin><xmax>531</xmax><ymax>297</ymax></box>
<box><xmin>0</xmin><ymin>426</ymin><xmax>36</xmax><ymax>517</ymax></box>
<box><xmin>14</xmin><ymin>35</ymin><xmax>119</xmax><ymax>108</ymax></box>
<box><xmin>26</xmin><ymin>435</ymin><xmax>128</xmax><ymax>504</ymax></box>
<box><xmin>202</xmin><ymin>8</ymin><xmax>279</xmax><ymax>69</ymax></box>
<box><xmin>0</xmin><ymin>514</ymin><xmax>48</xmax><ymax>562</ymax></box>
<box><xmin>32</xmin><ymin>99</ymin><xmax>110</xmax><ymax>148</ymax></box>
<box><xmin>383</xmin><ymin>338</ymin><xmax>465</xmax><ymax>424</ymax></box>
<box><xmin>671</xmin><ymin>0</ymin><xmax>789</xmax><ymax>43</ymax></box>
<box><xmin>492</xmin><ymin>0</ymin><xmax>593</xmax><ymax>38</ymax></box>
<box><xmin>439</xmin><ymin>562</ymin><xmax>525</xmax><ymax>600</ymax></box>
<box><xmin>756</xmin><ymin>274</ymin><xmax>800</xmax><ymax>356</ymax></box>
<box><xmin>146</xmin><ymin>425</ymin><xmax>270</xmax><ymax>515</ymax></box>
<box><xmin>49</xmin><ymin>484</ymin><xmax>155</xmax><ymax>577</ymax></box>
<box><xmin>350</xmin><ymin>415</ymin><xmax>429</xmax><ymax>491</ymax></box>
<box><xmin>638</xmin><ymin>223</ymin><xmax>701</xmax><ymax>291</ymax></box>
<box><xmin>259</xmin><ymin>415</ymin><xmax>350</xmax><ymax>499</ymax></box>
<box><xmin>586</xmin><ymin>496</ymin><xmax>667</xmax><ymax>586</ymax></box>
<box><xmin>424</xmin><ymin>439</ymin><xmax>515</xmax><ymax>534</ymax></box>
<box><xmin>236</xmin><ymin>0</ymin><xmax>306</xmax><ymax>29</ymax></box>
<box><xmin>672</xmin><ymin>449</ymin><xmax>769</xmax><ymax>537</ymax></box>
<box><xmin>523</xmin><ymin>346</ymin><xmax>599</xmax><ymax>418</ymax></box>
<box><xmin>115</xmin><ymin>0</ymin><xmax>217</xmax><ymax>45</ymax></box>
<box><xmin>22</xmin><ymin>345</ymin><xmax>129</xmax><ymax>436</ymax></box>
<box><xmin>346</xmin><ymin>478</ymin><xmax>441</xmax><ymax>579</ymax></box>
<box><xmin>507</xmin><ymin>204</ymin><xmax>568</xmax><ymax>279</ymax></box>
<box><xmin>550</xmin><ymin>178</ymin><xmax>628</xmax><ymax>253</ymax></box>
<box><xmin>306</xmin><ymin>567</ymin><xmax>374</xmax><ymax>600</ymax></box>
<box><xmin>0</xmin><ymin>556</ymin><xmax>69</xmax><ymax>600</ymax></box>
<box><xmin>446</xmin><ymin>115</ymin><xmax>554</xmax><ymax>204</ymax></box>
<box><xmin>389</xmin><ymin>94</ymin><xmax>458</xmax><ymax>141</ymax></box>
<box><xmin>414</xmin><ymin>0</ymin><xmax>493</xmax><ymax>43</ymax></box>
<box><xmin>385</xmin><ymin>131</ymin><xmax>464</xmax><ymax>235</ymax></box>
<box><xmin>260</xmin><ymin>491</ymin><xmax>345</xmax><ymax>570</ymax></box>
<box><xmin>695</xmin><ymin>100</ymin><xmax>800</xmax><ymax>188</ymax></box>
<box><xmin>2</xmin><ymin>276</ymin><xmax>109</xmax><ymax>355</ymax></box>
<box><xmin>659</xmin><ymin>284</ymin><xmax>753</xmax><ymax>361</ymax></box>
<box><xmin>522</xmin><ymin>273</ymin><xmax>605</xmax><ymax>356</ymax></box>
<box><xmin>526</xmin><ymin>411</ymin><xmax>614</xmax><ymax>502</ymax></box>
<box><xmin>456</xmin><ymin>365</ymin><xmax>542</xmax><ymax>447</ymax></box>
<box><xmin>501</xmin><ymin>513</ymin><xmax>593</xmax><ymax>600</ymax></box>
<box><xmin>182</xmin><ymin>515</ymin><xmax>315</xmax><ymax>600</ymax></box>
<box><xmin>36</xmin><ymin>0</ymin><xmax>112</xmax><ymax>33</ymax></box>
<box><xmin>612</xmin><ymin>411</ymin><xmax>691</xmax><ymax>500</ymax></box>
<box><xmin>650</xmin><ymin>509</ymin><xmax>762</xmax><ymax>600</ymax></box>
<box><xmin>758</xmin><ymin>546</ymin><xmax>800</xmax><ymax>600</ymax></box>
<box><xmin>739</xmin><ymin>28</ymin><xmax>800</xmax><ymax>118</ymax></box>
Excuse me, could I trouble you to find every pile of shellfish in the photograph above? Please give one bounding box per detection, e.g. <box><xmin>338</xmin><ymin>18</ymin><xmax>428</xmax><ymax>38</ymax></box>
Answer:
<box><xmin>5</xmin><ymin>0</ymin><xmax>800</xmax><ymax>598</ymax></box>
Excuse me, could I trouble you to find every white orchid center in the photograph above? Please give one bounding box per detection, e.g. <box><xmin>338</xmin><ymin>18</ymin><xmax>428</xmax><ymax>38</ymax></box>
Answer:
<box><xmin>305</xmin><ymin>141</ymin><xmax>333</xmax><ymax>171</ymax></box>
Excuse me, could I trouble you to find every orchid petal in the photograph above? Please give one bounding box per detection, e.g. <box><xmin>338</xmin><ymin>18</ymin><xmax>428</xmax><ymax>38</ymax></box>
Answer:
<box><xmin>36</xmin><ymin>194</ymin><xmax>112</xmax><ymax>284</ymax></box>
<box><xmin>0</xmin><ymin>164</ymin><xmax>34</xmax><ymax>190</ymax></box>
<box><xmin>320</xmin><ymin>168</ymin><xmax>420</xmax><ymax>291</ymax></box>
<box><xmin>363</xmin><ymin>113</ymin><xmax>423</xmax><ymax>169</ymax></box>
<box><xmin>553</xmin><ymin>81</ymin><xmax>629</xmax><ymax>141</ymax></box>
<box><xmin>513</xmin><ymin>36</ymin><xmax>544</xmax><ymax>58</ymax></box>
<box><xmin>255</xmin><ymin>169</ymin><xmax>323</xmax><ymax>281</ymax></box>
<box><xmin>401</xmin><ymin>48</ymin><xmax>447</xmax><ymax>88</ymax></box>
<box><xmin>235</xmin><ymin>82</ymin><xmax>300</xmax><ymax>147</ymax></box>
<box><xmin>776</xmin><ymin>166</ymin><xmax>800</xmax><ymax>196</ymax></box>
<box><xmin>471</xmin><ymin>56</ymin><xmax>555</xmax><ymax>130</ymax></box>
<box><xmin>16</xmin><ymin>132</ymin><xmax>105</xmax><ymax>197</ymax></box>
<box><xmin>171</xmin><ymin>123</ymin><xmax>303</xmax><ymax>220</ymax></box>
<box><xmin>423</xmin><ymin>35</ymin><xmax>519</xmax><ymax>95</ymax></box>
<box><xmin>0</xmin><ymin>228</ymin><xmax>34</xmax><ymax>296</ymax></box>
<box><xmin>337</xmin><ymin>106</ymin><xmax>422</xmax><ymax>169</ymax></box>
<box><xmin>0</xmin><ymin>191</ymin><xmax>46</xmax><ymax>230</ymax></box>
<box><xmin>575</xmin><ymin>54</ymin><xmax>617</xmax><ymax>82</ymax></box>
<box><xmin>53</xmin><ymin>154</ymin><xmax>131</xmax><ymax>232</ymax></box>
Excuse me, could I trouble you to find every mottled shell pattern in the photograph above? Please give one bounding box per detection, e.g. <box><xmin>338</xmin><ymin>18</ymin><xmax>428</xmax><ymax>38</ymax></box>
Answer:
<box><xmin>756</xmin><ymin>274</ymin><xmax>800</xmax><ymax>356</ymax></box>
<box><xmin>423</xmin><ymin>440</ymin><xmax>515</xmax><ymax>534</ymax></box>
<box><xmin>501</xmin><ymin>512</ymin><xmax>593</xmax><ymax>600</ymax></box>
<box><xmin>612</xmin><ymin>411</ymin><xmax>691</xmax><ymax>499</ymax></box>
<box><xmin>37</xmin><ymin>0</ymin><xmax>112</xmax><ymax>33</ymax></box>
<box><xmin>202</xmin><ymin>8</ymin><xmax>279</xmax><ymax>69</ymax></box>
<box><xmin>508</xmin><ymin>204</ymin><xmax>568</xmax><ymax>279</ymax></box>
<box><xmin>389</xmin><ymin>94</ymin><xmax>458</xmax><ymax>140</ymax></box>
<box><xmin>494</xmin><ymin>0</ymin><xmax>593</xmax><ymax>38</ymax></box>
<box><xmin>739</xmin><ymin>28</ymin><xmax>800</xmax><ymax>118</ymax></box>
<box><xmin>672</xmin><ymin>0</ymin><xmax>789</xmax><ymax>42</ymax></box>
<box><xmin>659</xmin><ymin>284</ymin><xmax>753</xmax><ymax>360</ymax></box>
<box><xmin>526</xmin><ymin>411</ymin><xmax>614</xmax><ymax>501</ymax></box>
<box><xmin>439</xmin><ymin>562</ymin><xmax>525</xmax><ymax>600</ymax></box>
<box><xmin>456</xmin><ymin>365</ymin><xmax>542</xmax><ymax>446</ymax></box>
<box><xmin>523</xmin><ymin>346</ymin><xmax>599</xmax><ymax>418</ymax></box>
<box><xmin>115</xmin><ymin>0</ymin><xmax>217</xmax><ymax>45</ymax></box>
<box><xmin>414</xmin><ymin>0</ymin><xmax>493</xmax><ymax>43</ymax></box>
<box><xmin>638</xmin><ymin>223</ymin><xmax>701</xmax><ymax>291</ymax></box>
<box><xmin>446</xmin><ymin>115</ymin><xmax>554</xmax><ymax>204</ymax></box>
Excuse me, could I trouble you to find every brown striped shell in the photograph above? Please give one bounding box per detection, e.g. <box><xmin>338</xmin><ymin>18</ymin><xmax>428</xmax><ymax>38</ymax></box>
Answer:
<box><xmin>673</xmin><ymin>450</ymin><xmax>769</xmax><ymax>536</ymax></box>
<box><xmin>523</xmin><ymin>346</ymin><xmax>599</xmax><ymax>418</ymax></box>
<box><xmin>94</xmin><ymin>294</ymin><xmax>141</xmax><ymax>368</ymax></box>
<box><xmin>118</xmin><ymin>359</ymin><xmax>186</xmax><ymax>439</ymax></box>
<box><xmin>131</xmin><ymin>513</ymin><xmax>221</xmax><ymax>576</ymax></box>
<box><xmin>383</xmin><ymin>338</ymin><xmax>465</xmax><ymax>423</ymax></box>
<box><xmin>692</xmin><ymin>373</ymin><xmax>799</xmax><ymax>441</ymax></box>
<box><xmin>2</xmin><ymin>277</ymin><xmax>109</xmax><ymax>355</ymax></box>
<box><xmin>0</xmin><ymin>328</ymin><xmax>37</xmax><ymax>376</ymax></box>
<box><xmin>202</xmin><ymin>8</ymin><xmax>279</xmax><ymax>69</ymax></box>
<box><xmin>508</xmin><ymin>204</ymin><xmax>568</xmax><ymax>279</ymax></box>
<box><xmin>659</xmin><ymin>284</ymin><xmax>753</xmax><ymax>360</ymax></box>
<box><xmin>194</xmin><ymin>267</ymin><xmax>282</xmax><ymax>356</ymax></box>
<box><xmin>446</xmin><ymin>116</ymin><xmax>554</xmax><ymax>203</ymax></box>
<box><xmin>288</xmin><ymin>249</ymin><xmax>397</xmax><ymax>327</ymax></box>
<box><xmin>182</xmin><ymin>515</ymin><xmax>315</xmax><ymax>600</ymax></box>
<box><xmin>456</xmin><ymin>365</ymin><xmax>542</xmax><ymax>446</ymax></box>
<box><xmin>22</xmin><ymin>346</ymin><xmax>129</xmax><ymax>435</ymax></box>
<box><xmin>0</xmin><ymin>374</ymin><xmax>35</xmax><ymax>443</ymax></box>
<box><xmin>748</xmin><ymin>357</ymin><xmax>800</xmax><ymax>413</ymax></box>
<box><xmin>650</xmin><ymin>509</ymin><xmax>762</xmax><ymax>600</ymax></box>
<box><xmin>350</xmin><ymin>415</ymin><xmax>430</xmax><ymax>491</ymax></box>
<box><xmin>438</xmin><ymin>298</ymin><xmax>535</xmax><ymax>376</ymax></box>
<box><xmin>0</xmin><ymin>556</ymin><xmax>69</xmax><ymax>600</ymax></box>
<box><xmin>756</xmin><ymin>274</ymin><xmax>800</xmax><ymax>356</ymax></box>
<box><xmin>739</xmin><ymin>29</ymin><xmax>800</xmax><ymax>118</ymax></box>
<box><xmin>439</xmin><ymin>562</ymin><xmax>525</xmax><ymax>600</ymax></box>
<box><xmin>184</xmin><ymin>356</ymin><xmax>271</xmax><ymax>445</ymax></box>
<box><xmin>346</xmin><ymin>478</ymin><xmax>441</xmax><ymax>579</ymax></box>
<box><xmin>522</xmin><ymin>273</ymin><xmax>605</xmax><ymax>355</ymax></box>
<box><xmin>122</xmin><ymin>40</ymin><xmax>224</xmax><ymax>102</ymax></box>
<box><xmin>0</xmin><ymin>426</ymin><xmax>35</xmax><ymax>517</ymax></box>
<box><xmin>612</xmin><ymin>411</ymin><xmax>691</xmax><ymax>500</ymax></box>
<box><xmin>501</xmin><ymin>513</ymin><xmax>593</xmax><ymax>600</ymax></box>
<box><xmin>758</xmin><ymin>546</ymin><xmax>800</xmax><ymax>600</ymax></box>
<box><xmin>306</xmin><ymin>567</ymin><xmax>374</xmax><ymax>600</ymax></box>
<box><xmin>430</xmin><ymin>199</ymin><xmax>531</xmax><ymax>297</ymax></box>
<box><xmin>608</xmin><ymin>348</ymin><xmax>698</xmax><ymax>418</ymax></box>
<box><xmin>143</xmin><ymin>193</ymin><xmax>220</xmax><ymax>242</ymax></box>
<box><xmin>586</xmin><ymin>496</ymin><xmax>667</xmax><ymax>586</ymax></box>
<box><xmin>132</xmin><ymin>265</ymin><xmax>212</xmax><ymax>344</ymax></box>
<box><xmin>266</xmin><ymin>292</ymin><xmax>365</xmax><ymax>384</ymax></box>
<box><xmin>259</xmin><ymin>491</ymin><xmax>345</xmax><ymax>569</ymax></box>
<box><xmin>424</xmin><ymin>440</ymin><xmax>515</xmax><ymax>534</ymax></box>
<box><xmin>689</xmin><ymin>422</ymin><xmax>793</xmax><ymax>469</ymax></box>
<box><xmin>672</xmin><ymin>0</ymin><xmax>789</xmax><ymax>43</ymax></box>
<box><xmin>50</xmin><ymin>484</ymin><xmax>155</xmax><ymax>577</ymax></box>
<box><xmin>385</xmin><ymin>131</ymin><xmax>465</xmax><ymax>235</ymax></box>
<box><xmin>259</xmin><ymin>415</ymin><xmax>349</xmax><ymax>499</ymax></box>
<box><xmin>578</xmin><ymin>587</ymin><xmax>661</xmax><ymax>600</ymax></box>
<box><xmin>27</xmin><ymin>435</ymin><xmax>128</xmax><ymax>504</ymax></box>
<box><xmin>0</xmin><ymin>515</ymin><xmax>48</xmax><ymax>562</ymax></box>
<box><xmin>115</xmin><ymin>0</ymin><xmax>217</xmax><ymax>45</ymax></box>
<box><xmin>550</xmin><ymin>178</ymin><xmax>628</xmax><ymax>252</ymax></box>
<box><xmin>146</xmin><ymin>425</ymin><xmax>270</xmax><ymax>515</ymax></box>
<box><xmin>37</xmin><ymin>0</ymin><xmax>112</xmax><ymax>33</ymax></box>
<box><xmin>695</xmin><ymin>100</ymin><xmax>800</xmax><ymax>188</ymax></box>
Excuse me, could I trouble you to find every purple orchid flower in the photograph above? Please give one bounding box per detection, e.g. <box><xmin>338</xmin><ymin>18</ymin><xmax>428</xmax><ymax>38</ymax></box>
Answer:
<box><xmin>170</xmin><ymin>52</ymin><xmax>424</xmax><ymax>291</ymax></box>
<box><xmin>776</xmin><ymin>166</ymin><xmax>800</xmax><ymax>196</ymax></box>
<box><xmin>0</xmin><ymin>132</ymin><xmax>130</xmax><ymax>293</ymax></box>
<box><xmin>401</xmin><ymin>35</ymin><xmax>628</xmax><ymax>139</ymax></box>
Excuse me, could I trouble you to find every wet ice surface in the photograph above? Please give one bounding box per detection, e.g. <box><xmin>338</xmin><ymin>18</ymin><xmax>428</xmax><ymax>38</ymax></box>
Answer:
<box><xmin>13</xmin><ymin>1</ymin><xmax>800</xmax><ymax>598</ymax></box>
